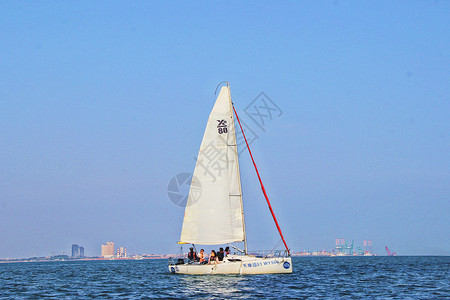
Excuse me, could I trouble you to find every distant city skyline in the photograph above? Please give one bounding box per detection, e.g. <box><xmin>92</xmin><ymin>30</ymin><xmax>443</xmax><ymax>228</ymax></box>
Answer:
<box><xmin>0</xmin><ymin>2</ymin><xmax>448</xmax><ymax>258</ymax></box>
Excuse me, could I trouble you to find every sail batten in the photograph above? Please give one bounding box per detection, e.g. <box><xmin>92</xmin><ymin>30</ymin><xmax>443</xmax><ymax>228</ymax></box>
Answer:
<box><xmin>179</xmin><ymin>86</ymin><xmax>245</xmax><ymax>245</ymax></box>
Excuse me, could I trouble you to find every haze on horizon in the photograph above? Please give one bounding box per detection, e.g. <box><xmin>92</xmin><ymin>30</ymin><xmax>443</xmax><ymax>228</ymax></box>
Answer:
<box><xmin>0</xmin><ymin>1</ymin><xmax>449</xmax><ymax>258</ymax></box>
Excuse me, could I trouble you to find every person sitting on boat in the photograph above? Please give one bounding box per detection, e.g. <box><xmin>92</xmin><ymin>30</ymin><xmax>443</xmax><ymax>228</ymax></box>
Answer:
<box><xmin>209</xmin><ymin>250</ymin><xmax>219</xmax><ymax>264</ymax></box>
<box><xmin>225</xmin><ymin>246</ymin><xmax>231</xmax><ymax>256</ymax></box>
<box><xmin>187</xmin><ymin>247</ymin><xmax>197</xmax><ymax>262</ymax></box>
<box><xmin>197</xmin><ymin>249</ymin><xmax>206</xmax><ymax>263</ymax></box>
<box><xmin>217</xmin><ymin>247</ymin><xmax>225</xmax><ymax>261</ymax></box>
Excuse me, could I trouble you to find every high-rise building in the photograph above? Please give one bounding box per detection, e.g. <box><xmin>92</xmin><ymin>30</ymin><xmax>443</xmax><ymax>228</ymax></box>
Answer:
<box><xmin>101</xmin><ymin>241</ymin><xmax>114</xmax><ymax>258</ymax></box>
<box><xmin>72</xmin><ymin>244</ymin><xmax>85</xmax><ymax>258</ymax></box>
<box><xmin>72</xmin><ymin>244</ymin><xmax>80</xmax><ymax>258</ymax></box>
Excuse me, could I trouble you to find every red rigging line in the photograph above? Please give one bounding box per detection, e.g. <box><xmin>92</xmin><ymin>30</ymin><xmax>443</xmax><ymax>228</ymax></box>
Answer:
<box><xmin>232</xmin><ymin>105</ymin><xmax>290</xmax><ymax>255</ymax></box>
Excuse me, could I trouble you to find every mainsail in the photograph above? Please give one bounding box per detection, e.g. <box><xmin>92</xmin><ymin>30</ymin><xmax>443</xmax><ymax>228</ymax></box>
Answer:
<box><xmin>179</xmin><ymin>86</ymin><xmax>245</xmax><ymax>245</ymax></box>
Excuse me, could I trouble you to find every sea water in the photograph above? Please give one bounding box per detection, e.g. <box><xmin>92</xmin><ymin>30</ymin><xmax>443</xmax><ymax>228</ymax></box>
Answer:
<box><xmin>0</xmin><ymin>256</ymin><xmax>448</xmax><ymax>299</ymax></box>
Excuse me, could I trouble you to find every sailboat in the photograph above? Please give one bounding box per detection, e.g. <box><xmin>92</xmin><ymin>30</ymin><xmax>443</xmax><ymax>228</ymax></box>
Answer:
<box><xmin>168</xmin><ymin>82</ymin><xmax>292</xmax><ymax>275</ymax></box>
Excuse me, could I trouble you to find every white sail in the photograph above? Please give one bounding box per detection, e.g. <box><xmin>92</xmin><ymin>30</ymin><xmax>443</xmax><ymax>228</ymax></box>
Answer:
<box><xmin>179</xmin><ymin>86</ymin><xmax>245</xmax><ymax>245</ymax></box>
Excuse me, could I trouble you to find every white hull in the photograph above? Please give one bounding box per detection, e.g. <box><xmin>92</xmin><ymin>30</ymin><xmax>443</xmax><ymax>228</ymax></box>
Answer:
<box><xmin>169</xmin><ymin>255</ymin><xmax>292</xmax><ymax>275</ymax></box>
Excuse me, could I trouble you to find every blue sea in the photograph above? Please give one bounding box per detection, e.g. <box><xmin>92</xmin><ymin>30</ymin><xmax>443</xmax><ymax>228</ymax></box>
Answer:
<box><xmin>0</xmin><ymin>256</ymin><xmax>448</xmax><ymax>299</ymax></box>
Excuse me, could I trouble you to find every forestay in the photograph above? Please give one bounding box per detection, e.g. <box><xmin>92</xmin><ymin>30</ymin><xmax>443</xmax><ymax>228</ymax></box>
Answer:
<box><xmin>179</xmin><ymin>86</ymin><xmax>245</xmax><ymax>245</ymax></box>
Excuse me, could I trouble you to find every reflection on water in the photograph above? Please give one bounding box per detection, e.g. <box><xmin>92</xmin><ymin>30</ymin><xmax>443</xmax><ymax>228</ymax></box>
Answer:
<box><xmin>178</xmin><ymin>275</ymin><xmax>250</xmax><ymax>298</ymax></box>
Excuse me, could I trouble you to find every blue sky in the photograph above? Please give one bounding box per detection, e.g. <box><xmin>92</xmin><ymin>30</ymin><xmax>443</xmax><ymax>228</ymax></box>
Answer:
<box><xmin>0</xmin><ymin>1</ymin><xmax>448</xmax><ymax>258</ymax></box>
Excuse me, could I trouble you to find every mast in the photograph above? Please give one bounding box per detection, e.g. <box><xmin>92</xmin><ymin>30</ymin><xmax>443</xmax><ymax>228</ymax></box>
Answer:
<box><xmin>232</xmin><ymin>105</ymin><xmax>290</xmax><ymax>255</ymax></box>
<box><xmin>227</xmin><ymin>83</ymin><xmax>248</xmax><ymax>254</ymax></box>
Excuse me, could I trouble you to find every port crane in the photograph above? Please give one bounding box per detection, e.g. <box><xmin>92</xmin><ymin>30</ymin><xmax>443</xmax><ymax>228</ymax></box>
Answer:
<box><xmin>385</xmin><ymin>246</ymin><xmax>396</xmax><ymax>256</ymax></box>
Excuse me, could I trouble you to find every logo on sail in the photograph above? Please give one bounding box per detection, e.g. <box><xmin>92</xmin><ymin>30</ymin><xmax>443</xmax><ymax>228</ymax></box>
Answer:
<box><xmin>217</xmin><ymin>119</ymin><xmax>228</xmax><ymax>134</ymax></box>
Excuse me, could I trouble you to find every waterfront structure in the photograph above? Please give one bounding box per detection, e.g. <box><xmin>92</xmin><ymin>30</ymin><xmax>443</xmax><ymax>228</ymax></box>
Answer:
<box><xmin>115</xmin><ymin>246</ymin><xmax>127</xmax><ymax>258</ymax></box>
<box><xmin>118</xmin><ymin>247</ymin><xmax>127</xmax><ymax>258</ymax></box>
<box><xmin>72</xmin><ymin>244</ymin><xmax>79</xmax><ymax>258</ymax></box>
<box><xmin>72</xmin><ymin>244</ymin><xmax>85</xmax><ymax>258</ymax></box>
<box><xmin>336</xmin><ymin>238</ymin><xmax>354</xmax><ymax>255</ymax></box>
<box><xmin>335</xmin><ymin>238</ymin><xmax>376</xmax><ymax>256</ymax></box>
<box><xmin>101</xmin><ymin>242</ymin><xmax>115</xmax><ymax>258</ymax></box>
<box><xmin>385</xmin><ymin>246</ymin><xmax>397</xmax><ymax>256</ymax></box>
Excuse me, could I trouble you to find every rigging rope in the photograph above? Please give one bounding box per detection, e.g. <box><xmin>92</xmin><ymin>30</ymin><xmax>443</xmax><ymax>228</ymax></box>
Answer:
<box><xmin>232</xmin><ymin>105</ymin><xmax>290</xmax><ymax>255</ymax></box>
<box><xmin>270</xmin><ymin>239</ymin><xmax>283</xmax><ymax>255</ymax></box>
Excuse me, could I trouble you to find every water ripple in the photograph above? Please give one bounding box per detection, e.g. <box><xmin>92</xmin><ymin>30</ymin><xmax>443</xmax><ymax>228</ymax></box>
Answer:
<box><xmin>0</xmin><ymin>257</ymin><xmax>448</xmax><ymax>299</ymax></box>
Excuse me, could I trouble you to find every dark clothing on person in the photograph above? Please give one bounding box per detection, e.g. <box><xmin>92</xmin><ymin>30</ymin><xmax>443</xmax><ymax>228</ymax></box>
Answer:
<box><xmin>217</xmin><ymin>251</ymin><xmax>224</xmax><ymax>261</ymax></box>
<box><xmin>188</xmin><ymin>250</ymin><xmax>197</xmax><ymax>261</ymax></box>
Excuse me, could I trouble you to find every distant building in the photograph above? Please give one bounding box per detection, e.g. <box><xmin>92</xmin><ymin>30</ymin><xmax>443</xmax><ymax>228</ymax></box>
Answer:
<box><xmin>72</xmin><ymin>244</ymin><xmax>79</xmax><ymax>258</ymax></box>
<box><xmin>52</xmin><ymin>255</ymin><xmax>70</xmax><ymax>260</ymax></box>
<box><xmin>117</xmin><ymin>247</ymin><xmax>127</xmax><ymax>258</ymax></box>
<box><xmin>101</xmin><ymin>241</ymin><xmax>115</xmax><ymax>258</ymax></box>
<box><xmin>72</xmin><ymin>244</ymin><xmax>85</xmax><ymax>258</ymax></box>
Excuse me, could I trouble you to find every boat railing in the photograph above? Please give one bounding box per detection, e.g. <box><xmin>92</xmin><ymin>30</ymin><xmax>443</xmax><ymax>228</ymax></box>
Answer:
<box><xmin>169</xmin><ymin>249</ymin><xmax>291</xmax><ymax>265</ymax></box>
<box><xmin>239</xmin><ymin>249</ymin><xmax>291</xmax><ymax>258</ymax></box>
<box><xmin>168</xmin><ymin>252</ymin><xmax>187</xmax><ymax>266</ymax></box>
<box><xmin>168</xmin><ymin>257</ymin><xmax>187</xmax><ymax>265</ymax></box>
